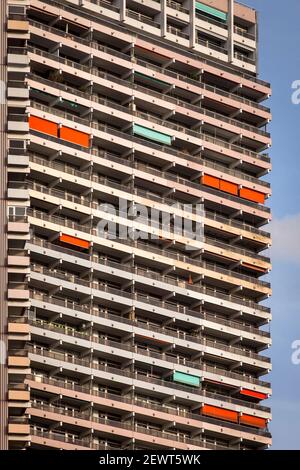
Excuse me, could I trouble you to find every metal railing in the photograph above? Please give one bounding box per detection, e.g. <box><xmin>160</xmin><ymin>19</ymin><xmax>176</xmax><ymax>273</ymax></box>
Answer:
<box><xmin>26</xmin><ymin>372</ymin><xmax>271</xmax><ymax>416</ymax></box>
<box><xmin>28</xmin><ymin>175</ymin><xmax>270</xmax><ymax>262</ymax></box>
<box><xmin>28</xmin><ymin>229</ymin><xmax>270</xmax><ymax>292</ymax></box>
<box><xmin>27</xmin><ymin>208</ymin><xmax>270</xmax><ymax>313</ymax></box>
<box><xmin>27</xmin><ymin>76</ymin><xmax>270</xmax><ymax>189</ymax></box>
<box><xmin>28</xmin><ymin>287</ymin><xmax>270</xmax><ymax>387</ymax></box>
<box><xmin>27</xmin><ymin>343</ymin><xmax>270</xmax><ymax>393</ymax></box>
<box><xmin>29</xmin><ymin>401</ymin><xmax>268</xmax><ymax>446</ymax></box>
<box><xmin>29</xmin><ymin>288</ymin><xmax>270</xmax><ymax>339</ymax></box>
<box><xmin>30</xmin><ymin>99</ymin><xmax>271</xmax><ymax>193</ymax></box>
<box><xmin>27</xmin><ymin>19</ymin><xmax>270</xmax><ymax>114</ymax></box>
<box><xmin>29</xmin><ymin>310</ymin><xmax>270</xmax><ymax>364</ymax></box>
<box><xmin>28</xmin><ymin>143</ymin><xmax>270</xmax><ymax>239</ymax></box>
<box><xmin>27</xmin><ymin>29</ymin><xmax>269</xmax><ymax>139</ymax></box>
<box><xmin>38</xmin><ymin>0</ymin><xmax>270</xmax><ymax>88</ymax></box>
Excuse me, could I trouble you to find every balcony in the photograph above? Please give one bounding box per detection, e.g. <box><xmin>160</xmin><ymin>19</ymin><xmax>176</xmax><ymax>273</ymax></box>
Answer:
<box><xmin>29</xmin><ymin>289</ymin><xmax>270</xmax><ymax>341</ymax></box>
<box><xmin>27</xmin><ymin>343</ymin><xmax>270</xmax><ymax>397</ymax></box>
<box><xmin>29</xmin><ymin>302</ymin><xmax>270</xmax><ymax>386</ymax></box>
<box><xmin>30</xmin><ymin>313</ymin><xmax>270</xmax><ymax>367</ymax></box>
<box><xmin>26</xmin><ymin>371</ymin><xmax>271</xmax><ymax>417</ymax></box>
<box><xmin>28</xmin><ymin>180</ymin><xmax>270</xmax><ymax>268</ymax></box>
<box><xmin>28</xmin><ymin>148</ymin><xmax>271</xmax><ymax>241</ymax></box>
<box><xmin>27</xmin><ymin>208</ymin><xmax>270</xmax><ymax>314</ymax></box>
<box><xmin>29</xmin><ymin>401</ymin><xmax>268</xmax><ymax>447</ymax></box>
<box><xmin>36</xmin><ymin>0</ymin><xmax>271</xmax><ymax>90</ymax></box>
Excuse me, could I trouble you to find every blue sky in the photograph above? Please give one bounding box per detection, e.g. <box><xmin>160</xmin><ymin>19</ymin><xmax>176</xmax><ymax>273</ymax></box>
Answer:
<box><xmin>245</xmin><ymin>0</ymin><xmax>300</xmax><ymax>450</ymax></box>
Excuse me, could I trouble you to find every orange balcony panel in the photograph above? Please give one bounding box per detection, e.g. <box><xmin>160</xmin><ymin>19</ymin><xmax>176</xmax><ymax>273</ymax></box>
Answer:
<box><xmin>239</xmin><ymin>187</ymin><xmax>265</xmax><ymax>204</ymax></box>
<box><xmin>29</xmin><ymin>116</ymin><xmax>58</xmax><ymax>137</ymax></box>
<box><xmin>202</xmin><ymin>404</ymin><xmax>238</xmax><ymax>423</ymax></box>
<box><xmin>60</xmin><ymin>234</ymin><xmax>90</xmax><ymax>250</ymax></box>
<box><xmin>219</xmin><ymin>179</ymin><xmax>238</xmax><ymax>196</ymax></box>
<box><xmin>240</xmin><ymin>388</ymin><xmax>268</xmax><ymax>400</ymax></box>
<box><xmin>201</xmin><ymin>174</ymin><xmax>220</xmax><ymax>190</ymax></box>
<box><xmin>7</xmin><ymin>20</ymin><xmax>29</xmax><ymax>31</ymax></box>
<box><xmin>8</xmin><ymin>390</ymin><xmax>30</xmax><ymax>401</ymax></box>
<box><xmin>240</xmin><ymin>414</ymin><xmax>267</xmax><ymax>428</ymax></box>
<box><xmin>137</xmin><ymin>335</ymin><xmax>170</xmax><ymax>345</ymax></box>
<box><xmin>242</xmin><ymin>262</ymin><xmax>267</xmax><ymax>273</ymax></box>
<box><xmin>135</xmin><ymin>44</ymin><xmax>172</xmax><ymax>60</ymax></box>
<box><xmin>8</xmin><ymin>323</ymin><xmax>30</xmax><ymax>334</ymax></box>
<box><xmin>8</xmin><ymin>424</ymin><xmax>30</xmax><ymax>435</ymax></box>
<box><xmin>8</xmin><ymin>356</ymin><xmax>30</xmax><ymax>367</ymax></box>
<box><xmin>60</xmin><ymin>126</ymin><xmax>90</xmax><ymax>147</ymax></box>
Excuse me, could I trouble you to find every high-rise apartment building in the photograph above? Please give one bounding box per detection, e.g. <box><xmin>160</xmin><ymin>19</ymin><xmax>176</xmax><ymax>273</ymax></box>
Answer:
<box><xmin>2</xmin><ymin>0</ymin><xmax>272</xmax><ymax>450</ymax></box>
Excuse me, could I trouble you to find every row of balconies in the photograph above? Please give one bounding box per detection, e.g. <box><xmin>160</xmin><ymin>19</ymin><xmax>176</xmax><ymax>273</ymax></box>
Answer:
<box><xmin>27</xmin><ymin>156</ymin><xmax>270</xmax><ymax>221</ymax></box>
<box><xmin>27</xmin><ymin>107</ymin><xmax>271</xmax><ymax>209</ymax></box>
<box><xmin>30</xmin><ymin>0</ymin><xmax>270</xmax><ymax>95</ymax></box>
<box><xmin>25</xmin><ymin>371</ymin><xmax>270</xmax><ymax>418</ymax></box>
<box><xmin>27</xmin><ymin>76</ymin><xmax>269</xmax><ymax>160</ymax></box>
<box><xmin>25</xmin><ymin>340</ymin><xmax>270</xmax><ymax>399</ymax></box>
<box><xmin>27</xmin><ymin>407</ymin><xmax>233</xmax><ymax>450</ymax></box>
<box><xmin>27</xmin><ymin>143</ymin><xmax>271</xmax><ymax>246</ymax></box>
<box><xmin>28</xmin><ymin>141</ymin><xmax>271</xmax><ymax>236</ymax></box>
<box><xmin>27</xmin><ymin>200</ymin><xmax>270</xmax><ymax>296</ymax></box>
<box><xmin>27</xmin><ymin>175</ymin><xmax>270</xmax><ymax>263</ymax></box>
<box><xmin>26</xmin><ymin>24</ymin><xmax>269</xmax><ymax>149</ymax></box>
<box><xmin>27</xmin><ymin>17</ymin><xmax>261</xmax><ymax>123</ymax></box>
<box><xmin>26</xmin><ymin>17</ymin><xmax>269</xmax><ymax>119</ymax></box>
<box><xmin>27</xmin><ymin>137</ymin><xmax>269</xmax><ymax>198</ymax></box>
<box><xmin>28</xmin><ymin>70</ymin><xmax>268</xmax><ymax>166</ymax></box>
<box><xmin>26</xmin><ymin>399</ymin><xmax>269</xmax><ymax>449</ymax></box>
<box><xmin>26</xmin><ymin>209</ymin><xmax>271</xmax><ymax>318</ymax></box>
<box><xmin>28</xmin><ymin>287</ymin><xmax>271</xmax><ymax>344</ymax></box>
<box><xmin>26</xmin><ymin>226</ymin><xmax>270</xmax><ymax>306</ymax></box>
<box><xmin>27</xmin><ymin>229</ymin><xmax>270</xmax><ymax>312</ymax></box>
<box><xmin>46</xmin><ymin>0</ymin><xmax>256</xmax><ymax>74</ymax></box>
<box><xmin>29</xmin><ymin>312</ymin><xmax>270</xmax><ymax>369</ymax></box>
<box><xmin>27</xmin><ymin>104</ymin><xmax>271</xmax><ymax>230</ymax></box>
<box><xmin>23</xmin><ymin>348</ymin><xmax>269</xmax><ymax>415</ymax></box>
<box><xmin>27</xmin><ymin>228</ymin><xmax>269</xmax><ymax>295</ymax></box>
<box><xmin>28</xmin><ymin>283</ymin><xmax>270</xmax><ymax>383</ymax></box>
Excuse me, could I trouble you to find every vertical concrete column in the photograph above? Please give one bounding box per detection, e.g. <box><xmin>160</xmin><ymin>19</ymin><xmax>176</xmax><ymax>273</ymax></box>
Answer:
<box><xmin>228</xmin><ymin>0</ymin><xmax>234</xmax><ymax>63</ymax></box>
<box><xmin>255</xmin><ymin>10</ymin><xmax>259</xmax><ymax>75</ymax></box>
<box><xmin>120</xmin><ymin>0</ymin><xmax>126</xmax><ymax>22</ymax></box>
<box><xmin>0</xmin><ymin>0</ymin><xmax>8</xmax><ymax>451</ymax></box>
<box><xmin>161</xmin><ymin>0</ymin><xmax>167</xmax><ymax>37</ymax></box>
<box><xmin>189</xmin><ymin>0</ymin><xmax>196</xmax><ymax>49</ymax></box>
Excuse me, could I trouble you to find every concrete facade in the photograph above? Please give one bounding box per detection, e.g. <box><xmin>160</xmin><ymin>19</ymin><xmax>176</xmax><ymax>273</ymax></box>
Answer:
<box><xmin>3</xmin><ymin>0</ymin><xmax>271</xmax><ymax>450</ymax></box>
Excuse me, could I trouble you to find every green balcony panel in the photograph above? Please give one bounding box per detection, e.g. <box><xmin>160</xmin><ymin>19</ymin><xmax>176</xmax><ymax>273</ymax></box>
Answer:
<box><xmin>31</xmin><ymin>88</ymin><xmax>53</xmax><ymax>99</ymax></box>
<box><xmin>172</xmin><ymin>371</ymin><xmax>201</xmax><ymax>387</ymax></box>
<box><xmin>195</xmin><ymin>2</ymin><xmax>227</xmax><ymax>22</ymax></box>
<box><xmin>62</xmin><ymin>99</ymin><xmax>79</xmax><ymax>109</ymax></box>
<box><xmin>135</xmin><ymin>71</ymin><xmax>170</xmax><ymax>87</ymax></box>
<box><xmin>133</xmin><ymin>124</ymin><xmax>172</xmax><ymax>145</ymax></box>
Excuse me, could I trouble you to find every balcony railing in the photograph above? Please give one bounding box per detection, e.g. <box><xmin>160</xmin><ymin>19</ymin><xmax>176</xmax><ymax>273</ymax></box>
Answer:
<box><xmin>27</xmin><ymin>77</ymin><xmax>270</xmax><ymax>189</ymax></box>
<box><xmin>27</xmin><ymin>21</ymin><xmax>270</xmax><ymax>114</ymax></box>
<box><xmin>29</xmin><ymin>402</ymin><xmax>268</xmax><ymax>446</ymax></box>
<box><xmin>26</xmin><ymin>372</ymin><xmax>271</xmax><ymax>417</ymax></box>
<box><xmin>38</xmin><ymin>0</ymin><xmax>270</xmax><ymax>88</ymax></box>
<box><xmin>27</xmin><ymin>208</ymin><xmax>270</xmax><ymax>313</ymax></box>
<box><xmin>27</xmin><ymin>343</ymin><xmax>270</xmax><ymax>393</ymax></box>
<box><xmin>30</xmin><ymin>312</ymin><xmax>270</xmax><ymax>364</ymax></box>
<box><xmin>29</xmin><ymin>177</ymin><xmax>270</xmax><ymax>265</ymax></box>
<box><xmin>28</xmin><ymin>226</ymin><xmax>269</xmax><ymax>292</ymax></box>
<box><xmin>28</xmin><ymin>145</ymin><xmax>270</xmax><ymax>239</ymax></box>
<box><xmin>29</xmin><ymin>291</ymin><xmax>270</xmax><ymax>387</ymax></box>
<box><xmin>29</xmin><ymin>287</ymin><xmax>271</xmax><ymax>339</ymax></box>
<box><xmin>27</xmin><ymin>33</ymin><xmax>269</xmax><ymax>140</ymax></box>
<box><xmin>30</xmin><ymin>426</ymin><xmax>114</xmax><ymax>449</ymax></box>
<box><xmin>30</xmin><ymin>100</ymin><xmax>271</xmax><ymax>197</ymax></box>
